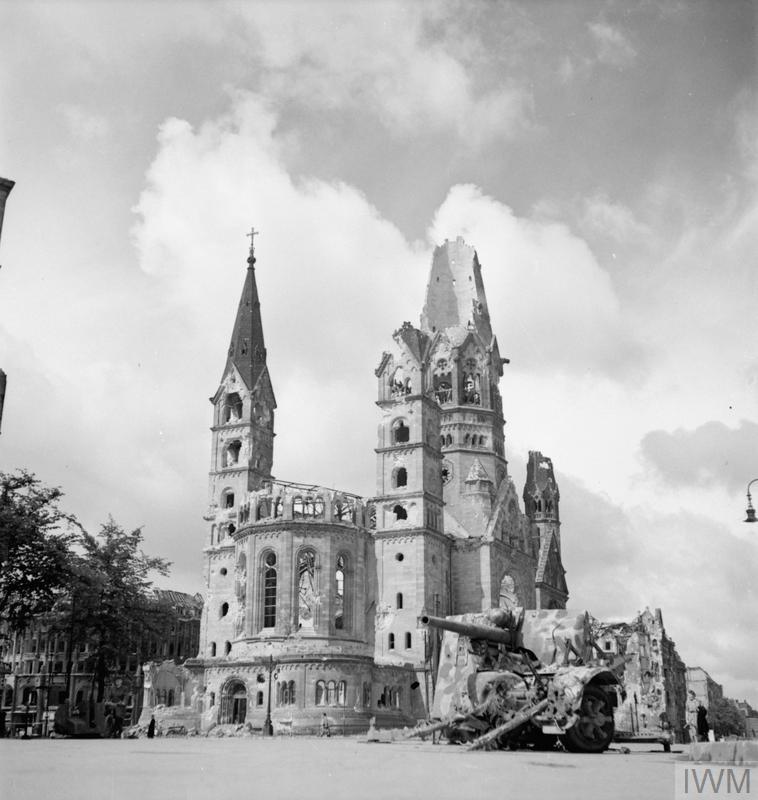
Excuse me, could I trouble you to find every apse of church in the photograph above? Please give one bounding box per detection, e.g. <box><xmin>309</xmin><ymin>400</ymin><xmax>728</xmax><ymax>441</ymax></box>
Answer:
<box><xmin>183</xmin><ymin>234</ymin><xmax>569</xmax><ymax>734</ymax></box>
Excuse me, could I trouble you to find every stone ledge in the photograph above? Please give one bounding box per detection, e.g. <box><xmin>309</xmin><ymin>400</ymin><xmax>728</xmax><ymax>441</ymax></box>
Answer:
<box><xmin>688</xmin><ymin>741</ymin><xmax>758</xmax><ymax>765</ymax></box>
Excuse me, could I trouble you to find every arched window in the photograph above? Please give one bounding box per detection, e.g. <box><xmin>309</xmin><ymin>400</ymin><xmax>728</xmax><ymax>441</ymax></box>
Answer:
<box><xmin>293</xmin><ymin>496</ymin><xmax>304</xmax><ymax>517</ymax></box>
<box><xmin>220</xmin><ymin>602</ymin><xmax>229</xmax><ymax>618</ymax></box>
<box><xmin>334</xmin><ymin>497</ymin><xmax>355</xmax><ymax>522</ymax></box>
<box><xmin>288</xmin><ymin>680</ymin><xmax>296</xmax><ymax>705</ymax></box>
<box><xmin>335</xmin><ymin>554</ymin><xmax>345</xmax><ymax>630</ymax></box>
<box><xmin>297</xmin><ymin>549</ymin><xmax>317</xmax><ymax>630</ymax></box>
<box><xmin>394</xmin><ymin>467</ymin><xmax>407</xmax><ymax>488</ymax></box>
<box><xmin>337</xmin><ymin>681</ymin><xmax>346</xmax><ymax>706</ymax></box>
<box><xmin>263</xmin><ymin>552</ymin><xmax>277</xmax><ymax>628</ymax></box>
<box><xmin>210</xmin><ymin>642</ymin><xmax>217</xmax><ymax>657</ymax></box>
<box><xmin>256</xmin><ymin>691</ymin><xmax>263</xmax><ymax>706</ymax></box>
<box><xmin>434</xmin><ymin>373</ymin><xmax>453</xmax><ymax>405</ymax></box>
<box><xmin>222</xmin><ymin>489</ymin><xmax>235</xmax><ymax>508</ymax></box>
<box><xmin>224</xmin><ymin>440</ymin><xmax>242</xmax><ymax>467</ymax></box>
<box><xmin>405</xmin><ymin>632</ymin><xmax>412</xmax><ymax>649</ymax></box>
<box><xmin>223</xmin><ymin>392</ymin><xmax>243</xmax><ymax>423</ymax></box>
<box><xmin>167</xmin><ymin>689</ymin><xmax>174</xmax><ymax>707</ymax></box>
<box><xmin>396</xmin><ymin>592</ymin><xmax>403</xmax><ymax>609</ymax></box>
<box><xmin>393</xmin><ymin>504</ymin><xmax>407</xmax><ymax>521</ymax></box>
<box><xmin>388</xmin><ymin>633</ymin><xmax>395</xmax><ymax>650</ymax></box>
<box><xmin>224</xmin><ymin>641</ymin><xmax>231</xmax><ymax>655</ymax></box>
<box><xmin>393</xmin><ymin>421</ymin><xmax>409</xmax><ymax>443</ymax></box>
<box><xmin>315</xmin><ymin>680</ymin><xmax>325</xmax><ymax>706</ymax></box>
<box><xmin>390</xmin><ymin>367</ymin><xmax>411</xmax><ymax>397</ymax></box>
<box><xmin>327</xmin><ymin>681</ymin><xmax>336</xmax><ymax>706</ymax></box>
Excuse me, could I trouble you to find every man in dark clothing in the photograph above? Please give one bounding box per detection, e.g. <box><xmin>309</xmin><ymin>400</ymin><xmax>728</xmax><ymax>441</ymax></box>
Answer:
<box><xmin>147</xmin><ymin>716</ymin><xmax>156</xmax><ymax>739</ymax></box>
<box><xmin>696</xmin><ymin>705</ymin><xmax>710</xmax><ymax>742</ymax></box>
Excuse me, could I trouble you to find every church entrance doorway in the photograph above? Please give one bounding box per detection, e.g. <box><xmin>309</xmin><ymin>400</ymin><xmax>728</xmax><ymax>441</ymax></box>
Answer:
<box><xmin>220</xmin><ymin>679</ymin><xmax>248</xmax><ymax>725</ymax></box>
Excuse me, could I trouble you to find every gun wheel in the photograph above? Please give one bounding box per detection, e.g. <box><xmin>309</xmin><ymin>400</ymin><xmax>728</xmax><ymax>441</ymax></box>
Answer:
<box><xmin>561</xmin><ymin>685</ymin><xmax>614</xmax><ymax>753</ymax></box>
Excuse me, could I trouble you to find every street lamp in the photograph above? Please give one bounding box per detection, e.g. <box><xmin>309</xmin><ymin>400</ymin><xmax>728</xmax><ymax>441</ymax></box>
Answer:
<box><xmin>745</xmin><ymin>479</ymin><xmax>758</xmax><ymax>523</ymax></box>
<box><xmin>257</xmin><ymin>654</ymin><xmax>275</xmax><ymax>736</ymax></box>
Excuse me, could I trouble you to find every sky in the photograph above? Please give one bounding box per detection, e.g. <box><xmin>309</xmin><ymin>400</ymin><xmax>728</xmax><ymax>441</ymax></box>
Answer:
<box><xmin>1</xmin><ymin>1</ymin><xmax>756</xmax><ymax>706</ymax></box>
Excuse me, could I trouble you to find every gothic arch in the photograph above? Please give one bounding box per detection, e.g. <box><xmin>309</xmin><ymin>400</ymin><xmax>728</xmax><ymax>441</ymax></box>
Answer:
<box><xmin>334</xmin><ymin>552</ymin><xmax>350</xmax><ymax>632</ymax></box>
<box><xmin>219</xmin><ymin>677</ymin><xmax>248</xmax><ymax>725</ymax></box>
<box><xmin>260</xmin><ymin>550</ymin><xmax>277</xmax><ymax>629</ymax></box>
<box><xmin>391</xmin><ymin>418</ymin><xmax>410</xmax><ymax>444</ymax></box>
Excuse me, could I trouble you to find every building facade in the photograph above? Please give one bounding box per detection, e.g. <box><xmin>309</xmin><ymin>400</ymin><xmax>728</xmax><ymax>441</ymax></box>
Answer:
<box><xmin>0</xmin><ymin>590</ymin><xmax>201</xmax><ymax>735</ymax></box>
<box><xmin>168</xmin><ymin>235</ymin><xmax>568</xmax><ymax>734</ymax></box>
<box><xmin>595</xmin><ymin>607</ymin><xmax>688</xmax><ymax>741</ymax></box>
<box><xmin>686</xmin><ymin>666</ymin><xmax>724</xmax><ymax>710</ymax></box>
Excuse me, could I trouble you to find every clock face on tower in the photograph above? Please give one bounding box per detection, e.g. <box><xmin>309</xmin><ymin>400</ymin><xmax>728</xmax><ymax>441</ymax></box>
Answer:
<box><xmin>441</xmin><ymin>459</ymin><xmax>453</xmax><ymax>485</ymax></box>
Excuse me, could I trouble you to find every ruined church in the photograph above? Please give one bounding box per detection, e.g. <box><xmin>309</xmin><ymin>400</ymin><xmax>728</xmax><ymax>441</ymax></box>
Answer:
<box><xmin>184</xmin><ymin>235</ymin><xmax>568</xmax><ymax>732</ymax></box>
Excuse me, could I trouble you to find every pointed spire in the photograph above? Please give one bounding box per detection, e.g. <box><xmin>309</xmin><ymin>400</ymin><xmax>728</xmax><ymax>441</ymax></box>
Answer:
<box><xmin>223</xmin><ymin>228</ymin><xmax>267</xmax><ymax>390</ymax></box>
<box><xmin>420</xmin><ymin>237</ymin><xmax>492</xmax><ymax>342</ymax></box>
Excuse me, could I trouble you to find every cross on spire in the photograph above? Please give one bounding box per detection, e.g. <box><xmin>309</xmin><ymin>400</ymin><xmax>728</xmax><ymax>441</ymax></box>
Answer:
<box><xmin>246</xmin><ymin>227</ymin><xmax>259</xmax><ymax>263</ymax></box>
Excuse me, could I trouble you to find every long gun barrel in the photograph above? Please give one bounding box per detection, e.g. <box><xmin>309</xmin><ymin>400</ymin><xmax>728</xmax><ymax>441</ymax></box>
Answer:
<box><xmin>420</xmin><ymin>614</ymin><xmax>513</xmax><ymax>645</ymax></box>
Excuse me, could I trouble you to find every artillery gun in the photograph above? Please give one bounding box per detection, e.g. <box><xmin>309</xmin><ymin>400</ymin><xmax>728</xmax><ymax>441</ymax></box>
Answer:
<box><xmin>413</xmin><ymin>609</ymin><xmax>623</xmax><ymax>752</ymax></box>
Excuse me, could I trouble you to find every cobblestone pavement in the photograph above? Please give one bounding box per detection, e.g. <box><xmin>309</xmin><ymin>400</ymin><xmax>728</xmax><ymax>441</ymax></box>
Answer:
<box><xmin>1</xmin><ymin>738</ymin><xmax>679</xmax><ymax>800</ymax></box>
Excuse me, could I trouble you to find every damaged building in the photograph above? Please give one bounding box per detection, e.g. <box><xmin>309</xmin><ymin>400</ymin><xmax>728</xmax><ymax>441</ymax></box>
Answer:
<box><xmin>594</xmin><ymin>607</ymin><xmax>688</xmax><ymax>742</ymax></box>
<box><xmin>142</xmin><ymin>235</ymin><xmax>569</xmax><ymax>734</ymax></box>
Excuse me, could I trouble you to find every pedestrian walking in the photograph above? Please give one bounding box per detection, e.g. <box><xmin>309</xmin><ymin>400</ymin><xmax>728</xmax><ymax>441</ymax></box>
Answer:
<box><xmin>319</xmin><ymin>713</ymin><xmax>330</xmax><ymax>738</ymax></box>
<box><xmin>696</xmin><ymin>704</ymin><xmax>710</xmax><ymax>743</ymax></box>
<box><xmin>686</xmin><ymin>690</ymin><xmax>698</xmax><ymax>744</ymax></box>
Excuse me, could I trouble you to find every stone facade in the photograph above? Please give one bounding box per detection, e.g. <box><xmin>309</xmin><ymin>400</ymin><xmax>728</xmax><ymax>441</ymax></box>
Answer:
<box><xmin>162</xmin><ymin>236</ymin><xmax>569</xmax><ymax>734</ymax></box>
<box><xmin>595</xmin><ymin>607</ymin><xmax>688</xmax><ymax>741</ymax></box>
<box><xmin>686</xmin><ymin>666</ymin><xmax>724</xmax><ymax>710</ymax></box>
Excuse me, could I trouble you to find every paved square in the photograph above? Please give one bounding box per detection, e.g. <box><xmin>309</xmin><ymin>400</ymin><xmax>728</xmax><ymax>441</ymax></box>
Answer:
<box><xmin>1</xmin><ymin>738</ymin><xmax>677</xmax><ymax>800</ymax></box>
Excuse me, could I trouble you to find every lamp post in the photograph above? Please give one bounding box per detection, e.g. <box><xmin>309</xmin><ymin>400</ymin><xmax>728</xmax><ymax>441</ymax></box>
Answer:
<box><xmin>258</xmin><ymin>654</ymin><xmax>275</xmax><ymax>737</ymax></box>
<box><xmin>744</xmin><ymin>479</ymin><xmax>758</xmax><ymax>523</ymax></box>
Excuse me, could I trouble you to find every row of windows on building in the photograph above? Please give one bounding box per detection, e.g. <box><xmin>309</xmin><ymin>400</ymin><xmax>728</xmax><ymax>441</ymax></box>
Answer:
<box><xmin>222</xmin><ymin>490</ymin><xmax>359</xmax><ymax>523</ymax></box>
<box><xmin>1</xmin><ymin>644</ymin><xmax>192</xmax><ymax>677</ymax></box>
<box><xmin>389</xmin><ymin>420</ymin><xmax>494</xmax><ymax>451</ymax></box>
<box><xmin>390</xmin><ymin>369</ymin><xmax>486</xmax><ymax>408</ymax></box>
<box><xmin>217</xmin><ymin>679</ymin><xmax>403</xmax><ymax>711</ymax></box>
<box><xmin>208</xmin><ymin>550</ymin><xmax>348</xmax><ymax>638</ymax></box>
<box><xmin>387</xmin><ymin>632</ymin><xmax>413</xmax><ymax>650</ymax></box>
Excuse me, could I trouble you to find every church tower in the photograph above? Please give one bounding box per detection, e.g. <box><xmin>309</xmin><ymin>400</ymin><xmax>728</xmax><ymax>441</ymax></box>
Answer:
<box><xmin>200</xmin><ymin>232</ymin><xmax>277</xmax><ymax>657</ymax></box>
<box><xmin>373</xmin><ymin>324</ymin><xmax>451</xmax><ymax>675</ymax></box>
<box><xmin>420</xmin><ymin>238</ymin><xmax>509</xmax><ymax>535</ymax></box>
<box><xmin>524</xmin><ymin>451</ymin><xmax>568</xmax><ymax>609</ymax></box>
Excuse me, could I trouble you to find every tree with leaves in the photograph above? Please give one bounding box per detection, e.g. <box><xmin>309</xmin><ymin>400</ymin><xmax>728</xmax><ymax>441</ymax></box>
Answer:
<box><xmin>0</xmin><ymin>470</ymin><xmax>79</xmax><ymax>636</ymax></box>
<box><xmin>708</xmin><ymin>698</ymin><xmax>747</xmax><ymax>739</ymax></box>
<box><xmin>55</xmin><ymin>518</ymin><xmax>173</xmax><ymax>702</ymax></box>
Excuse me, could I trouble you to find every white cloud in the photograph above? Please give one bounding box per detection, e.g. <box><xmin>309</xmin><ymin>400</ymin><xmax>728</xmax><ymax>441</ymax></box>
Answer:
<box><xmin>580</xmin><ymin>192</ymin><xmax>650</xmax><ymax>243</ymax></box>
<box><xmin>428</xmin><ymin>183</ymin><xmax>646</xmax><ymax>377</ymax></box>
<box><xmin>588</xmin><ymin>21</ymin><xmax>637</xmax><ymax>68</ymax></box>
<box><xmin>235</xmin><ymin>3</ymin><xmax>534</xmax><ymax>145</ymax></box>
